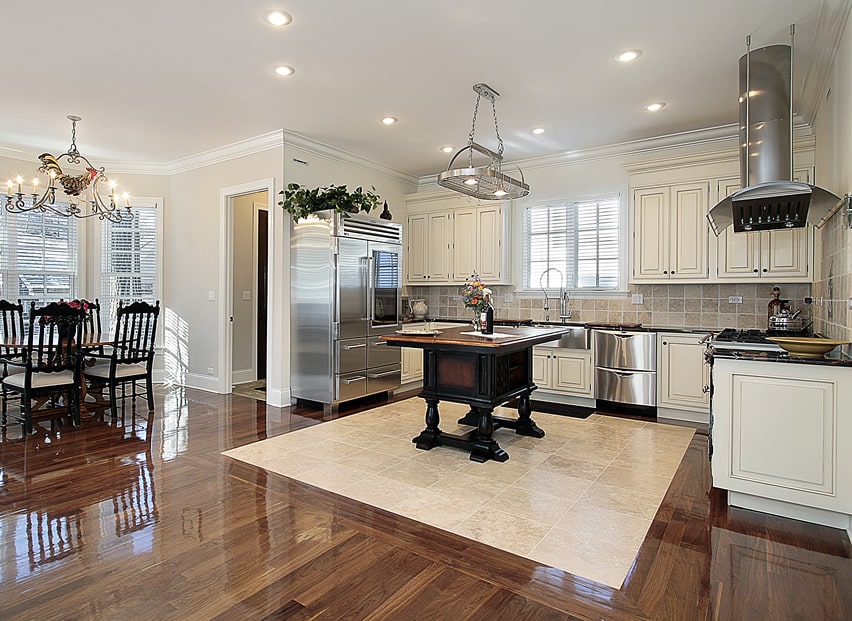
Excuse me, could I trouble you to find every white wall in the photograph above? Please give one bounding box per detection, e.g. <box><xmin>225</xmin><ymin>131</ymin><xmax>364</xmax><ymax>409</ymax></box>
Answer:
<box><xmin>165</xmin><ymin>146</ymin><xmax>284</xmax><ymax>397</ymax></box>
<box><xmin>813</xmin><ymin>10</ymin><xmax>852</xmax><ymax>341</ymax></box>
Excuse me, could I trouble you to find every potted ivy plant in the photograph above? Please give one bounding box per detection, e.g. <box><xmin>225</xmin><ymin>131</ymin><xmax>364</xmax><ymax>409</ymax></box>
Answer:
<box><xmin>278</xmin><ymin>183</ymin><xmax>382</xmax><ymax>220</ymax></box>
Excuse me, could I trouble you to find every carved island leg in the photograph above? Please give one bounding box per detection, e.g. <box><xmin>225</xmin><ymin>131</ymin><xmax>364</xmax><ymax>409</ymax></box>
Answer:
<box><xmin>413</xmin><ymin>397</ymin><xmax>442</xmax><ymax>450</ymax></box>
<box><xmin>470</xmin><ymin>407</ymin><xmax>509</xmax><ymax>463</ymax></box>
<box><xmin>514</xmin><ymin>390</ymin><xmax>545</xmax><ymax>438</ymax></box>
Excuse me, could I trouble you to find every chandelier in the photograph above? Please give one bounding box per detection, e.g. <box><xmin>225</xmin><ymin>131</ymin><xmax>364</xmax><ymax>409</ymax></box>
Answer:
<box><xmin>4</xmin><ymin>115</ymin><xmax>133</xmax><ymax>223</ymax></box>
<box><xmin>437</xmin><ymin>83</ymin><xmax>530</xmax><ymax>201</ymax></box>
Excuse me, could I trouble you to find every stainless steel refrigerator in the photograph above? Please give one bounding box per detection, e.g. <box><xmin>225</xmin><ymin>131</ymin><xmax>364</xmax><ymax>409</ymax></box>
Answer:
<box><xmin>290</xmin><ymin>210</ymin><xmax>403</xmax><ymax>412</ymax></box>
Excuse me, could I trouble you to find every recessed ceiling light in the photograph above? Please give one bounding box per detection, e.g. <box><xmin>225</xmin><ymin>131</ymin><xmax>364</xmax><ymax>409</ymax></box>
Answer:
<box><xmin>644</xmin><ymin>101</ymin><xmax>666</xmax><ymax>112</ymax></box>
<box><xmin>267</xmin><ymin>11</ymin><xmax>292</xmax><ymax>26</ymax></box>
<box><xmin>615</xmin><ymin>49</ymin><xmax>642</xmax><ymax>63</ymax></box>
<box><xmin>440</xmin><ymin>145</ymin><xmax>454</xmax><ymax>153</ymax></box>
<box><xmin>381</xmin><ymin>116</ymin><xmax>398</xmax><ymax>125</ymax></box>
<box><xmin>275</xmin><ymin>65</ymin><xmax>295</xmax><ymax>77</ymax></box>
<box><xmin>532</xmin><ymin>127</ymin><xmax>545</xmax><ymax>135</ymax></box>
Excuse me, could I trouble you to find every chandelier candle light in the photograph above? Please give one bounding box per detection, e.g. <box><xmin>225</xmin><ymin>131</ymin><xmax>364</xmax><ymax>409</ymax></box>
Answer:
<box><xmin>5</xmin><ymin>115</ymin><xmax>133</xmax><ymax>223</ymax></box>
<box><xmin>462</xmin><ymin>274</ymin><xmax>493</xmax><ymax>333</ymax></box>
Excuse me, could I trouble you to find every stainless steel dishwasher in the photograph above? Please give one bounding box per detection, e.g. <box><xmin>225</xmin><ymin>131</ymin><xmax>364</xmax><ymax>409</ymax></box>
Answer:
<box><xmin>594</xmin><ymin>329</ymin><xmax>657</xmax><ymax>408</ymax></box>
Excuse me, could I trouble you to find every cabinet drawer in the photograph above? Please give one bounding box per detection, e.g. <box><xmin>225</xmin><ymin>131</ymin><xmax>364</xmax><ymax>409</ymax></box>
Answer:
<box><xmin>367</xmin><ymin>364</ymin><xmax>401</xmax><ymax>394</ymax></box>
<box><xmin>337</xmin><ymin>338</ymin><xmax>367</xmax><ymax>373</ymax></box>
<box><xmin>335</xmin><ymin>371</ymin><xmax>367</xmax><ymax>402</ymax></box>
<box><xmin>595</xmin><ymin>367</ymin><xmax>656</xmax><ymax>407</ymax></box>
<box><xmin>368</xmin><ymin>337</ymin><xmax>400</xmax><ymax>368</ymax></box>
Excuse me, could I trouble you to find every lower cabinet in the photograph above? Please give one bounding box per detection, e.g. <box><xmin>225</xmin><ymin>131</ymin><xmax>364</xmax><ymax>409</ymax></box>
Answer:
<box><xmin>711</xmin><ymin>357</ymin><xmax>852</xmax><ymax>532</ymax></box>
<box><xmin>532</xmin><ymin>347</ymin><xmax>593</xmax><ymax>398</ymax></box>
<box><xmin>657</xmin><ymin>332</ymin><xmax>711</xmax><ymax>415</ymax></box>
<box><xmin>401</xmin><ymin>347</ymin><xmax>423</xmax><ymax>383</ymax></box>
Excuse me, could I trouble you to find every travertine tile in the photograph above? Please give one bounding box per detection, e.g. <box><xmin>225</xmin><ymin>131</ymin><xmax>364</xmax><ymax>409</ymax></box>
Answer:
<box><xmin>224</xmin><ymin>398</ymin><xmax>693</xmax><ymax>590</ymax></box>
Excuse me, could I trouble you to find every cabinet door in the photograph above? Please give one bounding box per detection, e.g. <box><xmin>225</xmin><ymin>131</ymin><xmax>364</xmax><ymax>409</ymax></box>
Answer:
<box><xmin>476</xmin><ymin>205</ymin><xmax>503</xmax><ymax>283</ymax></box>
<box><xmin>552</xmin><ymin>350</ymin><xmax>592</xmax><ymax>396</ymax></box>
<box><xmin>406</xmin><ymin>214</ymin><xmax>429</xmax><ymax>282</ymax></box>
<box><xmin>426</xmin><ymin>211</ymin><xmax>453</xmax><ymax>283</ymax></box>
<box><xmin>761</xmin><ymin>227</ymin><xmax>810</xmax><ymax>278</ymax></box>
<box><xmin>670</xmin><ymin>182</ymin><xmax>709</xmax><ymax>279</ymax></box>
<box><xmin>632</xmin><ymin>187</ymin><xmax>669</xmax><ymax>279</ymax></box>
<box><xmin>658</xmin><ymin>333</ymin><xmax>709</xmax><ymax>412</ymax></box>
<box><xmin>452</xmin><ymin>208</ymin><xmax>477</xmax><ymax>282</ymax></box>
<box><xmin>532</xmin><ymin>349</ymin><xmax>551</xmax><ymax>389</ymax></box>
<box><xmin>401</xmin><ymin>347</ymin><xmax>423</xmax><ymax>383</ymax></box>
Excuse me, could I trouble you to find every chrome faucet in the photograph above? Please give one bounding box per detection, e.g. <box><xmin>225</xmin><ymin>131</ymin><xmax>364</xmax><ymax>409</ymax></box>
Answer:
<box><xmin>539</xmin><ymin>267</ymin><xmax>567</xmax><ymax>322</ymax></box>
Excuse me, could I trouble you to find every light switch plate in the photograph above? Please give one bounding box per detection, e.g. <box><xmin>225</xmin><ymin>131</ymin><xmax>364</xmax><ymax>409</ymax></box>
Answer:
<box><xmin>631</xmin><ymin>293</ymin><xmax>644</xmax><ymax>304</ymax></box>
<box><xmin>242</xmin><ymin>290</ymin><xmax>252</xmax><ymax>301</ymax></box>
<box><xmin>208</xmin><ymin>290</ymin><xmax>216</xmax><ymax>301</ymax></box>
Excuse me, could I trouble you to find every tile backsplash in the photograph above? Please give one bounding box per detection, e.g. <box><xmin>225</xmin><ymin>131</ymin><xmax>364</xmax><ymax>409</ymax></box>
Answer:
<box><xmin>408</xmin><ymin>282</ymin><xmax>813</xmax><ymax>331</ymax></box>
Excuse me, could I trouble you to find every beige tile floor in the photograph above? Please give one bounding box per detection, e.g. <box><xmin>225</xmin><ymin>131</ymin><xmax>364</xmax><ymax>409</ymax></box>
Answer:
<box><xmin>223</xmin><ymin>398</ymin><xmax>694</xmax><ymax>588</ymax></box>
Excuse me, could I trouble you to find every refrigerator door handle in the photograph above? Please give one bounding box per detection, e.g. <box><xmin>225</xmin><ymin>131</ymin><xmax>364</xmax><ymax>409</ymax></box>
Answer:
<box><xmin>366</xmin><ymin>255</ymin><xmax>376</xmax><ymax>322</ymax></box>
<box><xmin>342</xmin><ymin>343</ymin><xmax>366</xmax><ymax>350</ymax></box>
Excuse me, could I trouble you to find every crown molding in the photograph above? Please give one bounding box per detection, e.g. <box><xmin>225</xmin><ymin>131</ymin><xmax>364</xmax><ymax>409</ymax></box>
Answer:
<box><xmin>283</xmin><ymin>131</ymin><xmax>419</xmax><ymax>187</ymax></box>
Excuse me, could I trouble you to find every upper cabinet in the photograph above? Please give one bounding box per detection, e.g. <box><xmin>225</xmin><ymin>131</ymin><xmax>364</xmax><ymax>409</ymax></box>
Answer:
<box><xmin>631</xmin><ymin>181</ymin><xmax>710</xmax><ymax>282</ymax></box>
<box><xmin>714</xmin><ymin>170</ymin><xmax>813</xmax><ymax>282</ymax></box>
<box><xmin>406</xmin><ymin>211</ymin><xmax>453</xmax><ymax>282</ymax></box>
<box><xmin>405</xmin><ymin>193</ymin><xmax>510</xmax><ymax>285</ymax></box>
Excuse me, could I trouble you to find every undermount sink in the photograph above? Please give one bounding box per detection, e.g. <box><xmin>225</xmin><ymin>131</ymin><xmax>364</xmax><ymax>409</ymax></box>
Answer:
<box><xmin>534</xmin><ymin>325</ymin><xmax>590</xmax><ymax>349</ymax></box>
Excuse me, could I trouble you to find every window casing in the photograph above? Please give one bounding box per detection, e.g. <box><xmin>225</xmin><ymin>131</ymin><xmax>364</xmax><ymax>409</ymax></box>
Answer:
<box><xmin>522</xmin><ymin>195</ymin><xmax>622</xmax><ymax>292</ymax></box>
<box><xmin>95</xmin><ymin>198</ymin><xmax>162</xmax><ymax>334</ymax></box>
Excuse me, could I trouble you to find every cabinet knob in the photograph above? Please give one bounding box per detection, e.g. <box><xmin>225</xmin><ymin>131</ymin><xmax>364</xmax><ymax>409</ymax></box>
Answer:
<box><xmin>753</xmin><ymin>268</ymin><xmax>759</xmax><ymax>273</ymax></box>
<box><xmin>663</xmin><ymin>270</ymin><xmax>668</xmax><ymax>274</ymax></box>
<box><xmin>662</xmin><ymin>341</ymin><xmax>668</xmax><ymax>345</ymax></box>
<box><xmin>762</xmin><ymin>268</ymin><xmax>768</xmax><ymax>273</ymax></box>
<box><xmin>671</xmin><ymin>270</ymin><xmax>675</xmax><ymax>274</ymax></box>
<box><xmin>702</xmin><ymin>385</ymin><xmax>710</xmax><ymax>393</ymax></box>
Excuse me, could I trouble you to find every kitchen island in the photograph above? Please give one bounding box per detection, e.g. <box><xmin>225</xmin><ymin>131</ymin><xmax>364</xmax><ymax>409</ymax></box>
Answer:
<box><xmin>381</xmin><ymin>325</ymin><xmax>569</xmax><ymax>462</ymax></box>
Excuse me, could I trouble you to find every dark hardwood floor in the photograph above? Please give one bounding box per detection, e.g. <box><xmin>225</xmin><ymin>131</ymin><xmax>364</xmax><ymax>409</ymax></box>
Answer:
<box><xmin>1</xmin><ymin>387</ymin><xmax>850</xmax><ymax>620</ymax></box>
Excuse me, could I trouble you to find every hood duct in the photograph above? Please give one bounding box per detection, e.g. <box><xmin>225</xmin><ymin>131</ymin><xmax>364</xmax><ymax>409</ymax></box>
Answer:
<box><xmin>707</xmin><ymin>28</ymin><xmax>842</xmax><ymax>235</ymax></box>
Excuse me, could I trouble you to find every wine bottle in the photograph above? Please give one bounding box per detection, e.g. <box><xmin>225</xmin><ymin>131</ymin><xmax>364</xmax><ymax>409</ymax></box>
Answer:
<box><xmin>483</xmin><ymin>305</ymin><xmax>494</xmax><ymax>334</ymax></box>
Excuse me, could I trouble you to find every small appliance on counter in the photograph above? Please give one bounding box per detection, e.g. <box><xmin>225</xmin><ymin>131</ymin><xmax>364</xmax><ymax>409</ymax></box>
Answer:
<box><xmin>766</xmin><ymin>286</ymin><xmax>809</xmax><ymax>334</ymax></box>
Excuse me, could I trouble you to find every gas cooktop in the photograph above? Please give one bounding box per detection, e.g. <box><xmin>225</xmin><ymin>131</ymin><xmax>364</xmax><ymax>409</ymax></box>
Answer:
<box><xmin>711</xmin><ymin>328</ymin><xmax>787</xmax><ymax>352</ymax></box>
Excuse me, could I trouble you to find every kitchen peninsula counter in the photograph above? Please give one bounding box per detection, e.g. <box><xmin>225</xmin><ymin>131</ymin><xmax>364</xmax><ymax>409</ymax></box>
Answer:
<box><xmin>381</xmin><ymin>325</ymin><xmax>569</xmax><ymax>462</ymax></box>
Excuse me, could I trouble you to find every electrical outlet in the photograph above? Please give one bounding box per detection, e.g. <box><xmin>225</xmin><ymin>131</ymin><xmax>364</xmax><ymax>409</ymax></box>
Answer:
<box><xmin>208</xmin><ymin>290</ymin><xmax>215</xmax><ymax>301</ymax></box>
<box><xmin>207</xmin><ymin>367</ymin><xmax>215</xmax><ymax>375</ymax></box>
<box><xmin>728</xmin><ymin>296</ymin><xmax>743</xmax><ymax>304</ymax></box>
<box><xmin>504</xmin><ymin>293</ymin><xmax>514</xmax><ymax>303</ymax></box>
<box><xmin>848</xmin><ymin>297</ymin><xmax>852</xmax><ymax>310</ymax></box>
<box><xmin>452</xmin><ymin>295</ymin><xmax>461</xmax><ymax>301</ymax></box>
<box><xmin>631</xmin><ymin>293</ymin><xmax>644</xmax><ymax>304</ymax></box>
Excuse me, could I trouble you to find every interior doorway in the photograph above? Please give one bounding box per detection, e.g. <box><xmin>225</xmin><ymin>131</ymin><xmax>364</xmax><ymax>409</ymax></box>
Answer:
<box><xmin>230</xmin><ymin>193</ymin><xmax>268</xmax><ymax>387</ymax></box>
<box><xmin>217</xmin><ymin>178</ymin><xmax>274</xmax><ymax>396</ymax></box>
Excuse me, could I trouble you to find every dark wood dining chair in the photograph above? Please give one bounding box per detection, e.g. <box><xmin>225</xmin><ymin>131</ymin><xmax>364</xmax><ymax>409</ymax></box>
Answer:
<box><xmin>84</xmin><ymin>300</ymin><xmax>160</xmax><ymax>418</ymax></box>
<box><xmin>80</xmin><ymin>298</ymin><xmax>105</xmax><ymax>355</ymax></box>
<box><xmin>1</xmin><ymin>299</ymin><xmax>25</xmax><ymax>429</ymax></box>
<box><xmin>1</xmin><ymin>301</ymin><xmax>85</xmax><ymax>435</ymax></box>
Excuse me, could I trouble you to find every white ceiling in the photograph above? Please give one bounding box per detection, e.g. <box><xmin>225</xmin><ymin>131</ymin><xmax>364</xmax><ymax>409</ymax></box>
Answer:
<box><xmin>1</xmin><ymin>0</ymin><xmax>846</xmax><ymax>178</ymax></box>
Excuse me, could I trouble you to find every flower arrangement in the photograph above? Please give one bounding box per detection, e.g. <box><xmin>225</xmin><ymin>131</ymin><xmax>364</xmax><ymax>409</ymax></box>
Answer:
<box><xmin>461</xmin><ymin>274</ymin><xmax>492</xmax><ymax>312</ymax></box>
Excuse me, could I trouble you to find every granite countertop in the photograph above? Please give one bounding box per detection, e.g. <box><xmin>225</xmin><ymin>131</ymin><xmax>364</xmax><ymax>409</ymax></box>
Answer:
<box><xmin>710</xmin><ymin>348</ymin><xmax>852</xmax><ymax>368</ymax></box>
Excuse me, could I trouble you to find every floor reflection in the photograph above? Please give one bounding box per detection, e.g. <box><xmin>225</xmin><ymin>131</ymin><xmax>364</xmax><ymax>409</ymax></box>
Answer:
<box><xmin>0</xmin><ymin>409</ymin><xmax>156</xmax><ymax>583</ymax></box>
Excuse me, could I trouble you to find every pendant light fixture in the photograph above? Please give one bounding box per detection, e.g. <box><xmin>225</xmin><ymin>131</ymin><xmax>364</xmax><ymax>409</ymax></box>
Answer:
<box><xmin>437</xmin><ymin>83</ymin><xmax>530</xmax><ymax>201</ymax></box>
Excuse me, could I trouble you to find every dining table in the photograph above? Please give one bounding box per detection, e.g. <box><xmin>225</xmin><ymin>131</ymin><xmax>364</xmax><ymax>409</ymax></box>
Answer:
<box><xmin>1</xmin><ymin>332</ymin><xmax>114</xmax><ymax>414</ymax></box>
<box><xmin>381</xmin><ymin>325</ymin><xmax>570</xmax><ymax>462</ymax></box>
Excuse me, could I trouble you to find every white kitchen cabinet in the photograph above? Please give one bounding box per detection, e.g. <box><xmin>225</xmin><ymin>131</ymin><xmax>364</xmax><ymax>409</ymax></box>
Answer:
<box><xmin>532</xmin><ymin>347</ymin><xmax>593</xmax><ymax>398</ymax></box>
<box><xmin>711</xmin><ymin>357</ymin><xmax>852</xmax><ymax>537</ymax></box>
<box><xmin>405</xmin><ymin>192</ymin><xmax>509</xmax><ymax>285</ymax></box>
<box><xmin>714</xmin><ymin>173</ymin><xmax>813</xmax><ymax>282</ymax></box>
<box><xmin>631</xmin><ymin>182</ymin><xmax>710</xmax><ymax>282</ymax></box>
<box><xmin>657</xmin><ymin>332</ymin><xmax>710</xmax><ymax>416</ymax></box>
<box><xmin>400</xmin><ymin>347</ymin><xmax>423</xmax><ymax>383</ymax></box>
<box><xmin>405</xmin><ymin>211</ymin><xmax>452</xmax><ymax>283</ymax></box>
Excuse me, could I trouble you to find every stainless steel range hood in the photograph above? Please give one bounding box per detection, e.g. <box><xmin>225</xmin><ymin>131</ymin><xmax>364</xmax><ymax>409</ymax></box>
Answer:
<box><xmin>707</xmin><ymin>35</ymin><xmax>842</xmax><ymax>235</ymax></box>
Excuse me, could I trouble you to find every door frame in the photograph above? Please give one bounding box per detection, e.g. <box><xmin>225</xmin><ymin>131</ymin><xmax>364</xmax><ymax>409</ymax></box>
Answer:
<box><xmin>218</xmin><ymin>178</ymin><xmax>275</xmax><ymax>394</ymax></box>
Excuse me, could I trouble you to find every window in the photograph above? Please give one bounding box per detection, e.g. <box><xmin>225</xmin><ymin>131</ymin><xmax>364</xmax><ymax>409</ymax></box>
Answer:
<box><xmin>97</xmin><ymin>199</ymin><xmax>160</xmax><ymax>333</ymax></box>
<box><xmin>0</xmin><ymin>205</ymin><xmax>80</xmax><ymax>314</ymax></box>
<box><xmin>522</xmin><ymin>195</ymin><xmax>621</xmax><ymax>291</ymax></box>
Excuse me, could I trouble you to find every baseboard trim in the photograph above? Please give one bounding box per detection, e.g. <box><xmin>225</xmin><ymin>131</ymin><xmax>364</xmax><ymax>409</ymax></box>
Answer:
<box><xmin>266</xmin><ymin>387</ymin><xmax>291</xmax><ymax>408</ymax></box>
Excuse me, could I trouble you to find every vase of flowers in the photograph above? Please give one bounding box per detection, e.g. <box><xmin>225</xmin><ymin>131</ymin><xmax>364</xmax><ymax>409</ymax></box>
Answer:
<box><xmin>461</xmin><ymin>274</ymin><xmax>492</xmax><ymax>332</ymax></box>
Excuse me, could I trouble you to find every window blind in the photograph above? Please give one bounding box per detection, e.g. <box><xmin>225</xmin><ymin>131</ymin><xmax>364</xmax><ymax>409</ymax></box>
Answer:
<box><xmin>0</xmin><ymin>205</ymin><xmax>79</xmax><ymax>313</ymax></box>
<box><xmin>523</xmin><ymin>196</ymin><xmax>620</xmax><ymax>290</ymax></box>
<box><xmin>99</xmin><ymin>203</ymin><xmax>158</xmax><ymax>332</ymax></box>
